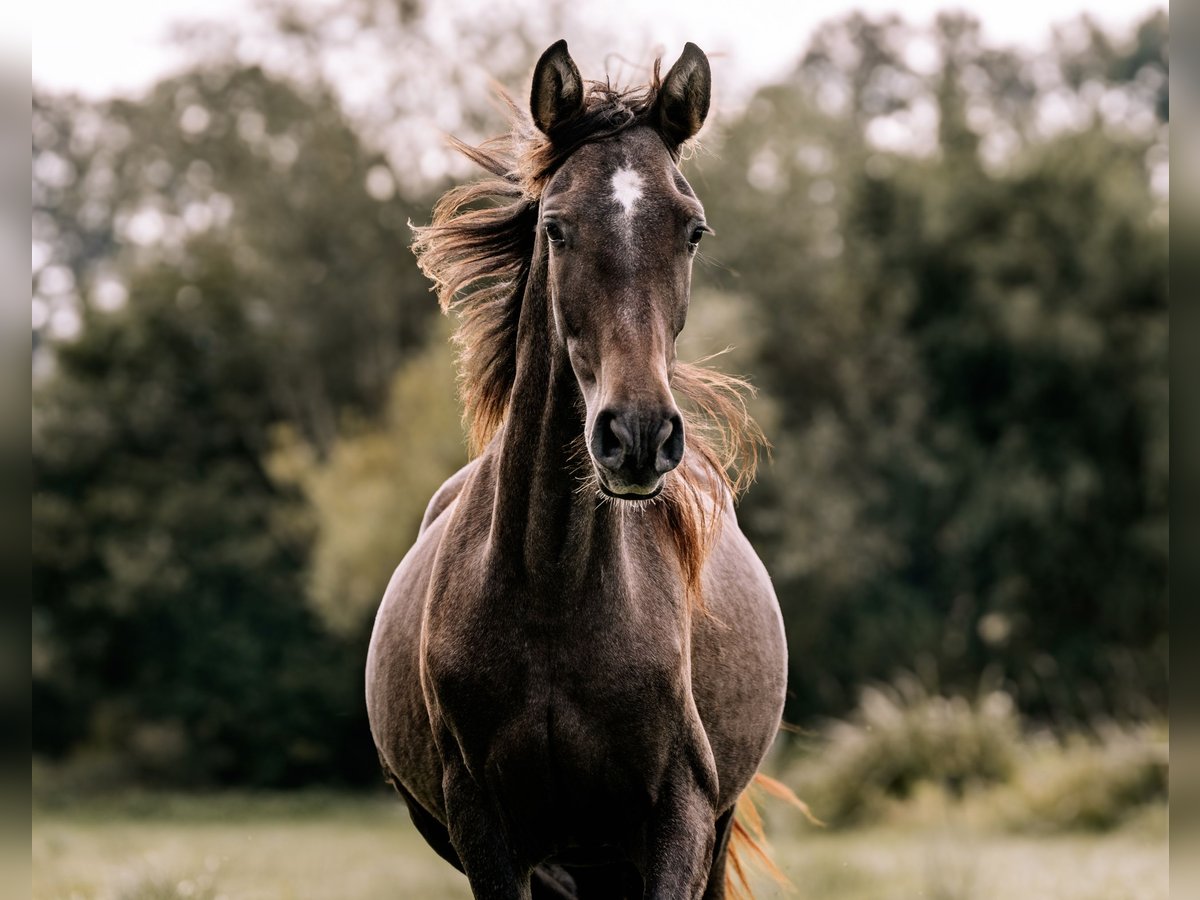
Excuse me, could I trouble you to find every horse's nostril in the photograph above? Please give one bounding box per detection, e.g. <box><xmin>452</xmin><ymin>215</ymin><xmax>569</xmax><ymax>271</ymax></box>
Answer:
<box><xmin>593</xmin><ymin>408</ymin><xmax>682</xmax><ymax>479</ymax></box>
<box><xmin>592</xmin><ymin>410</ymin><xmax>627</xmax><ymax>469</ymax></box>
<box><xmin>655</xmin><ymin>413</ymin><xmax>685</xmax><ymax>474</ymax></box>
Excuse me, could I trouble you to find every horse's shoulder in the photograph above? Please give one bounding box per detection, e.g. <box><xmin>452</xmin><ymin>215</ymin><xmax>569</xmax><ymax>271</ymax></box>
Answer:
<box><xmin>419</xmin><ymin>458</ymin><xmax>482</xmax><ymax>534</ymax></box>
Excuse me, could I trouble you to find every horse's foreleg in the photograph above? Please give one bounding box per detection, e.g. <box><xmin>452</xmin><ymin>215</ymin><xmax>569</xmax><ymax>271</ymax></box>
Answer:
<box><xmin>443</xmin><ymin>758</ymin><xmax>531</xmax><ymax>900</ymax></box>
<box><xmin>641</xmin><ymin>782</ymin><xmax>717</xmax><ymax>900</ymax></box>
<box><xmin>699</xmin><ymin>807</ymin><xmax>735</xmax><ymax>900</ymax></box>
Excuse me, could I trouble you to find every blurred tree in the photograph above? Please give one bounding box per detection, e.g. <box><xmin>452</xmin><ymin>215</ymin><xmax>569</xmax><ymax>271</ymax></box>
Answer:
<box><xmin>33</xmin><ymin>252</ymin><xmax>378</xmax><ymax>784</ymax></box>
<box><xmin>34</xmin><ymin>64</ymin><xmax>431</xmax><ymax>453</ymax></box>
<box><xmin>695</xmin><ymin>12</ymin><xmax>1168</xmax><ymax>724</ymax></box>
<box><xmin>32</xmin><ymin>63</ymin><xmax>432</xmax><ymax>784</ymax></box>
<box><xmin>270</xmin><ymin>323</ymin><xmax>465</xmax><ymax>636</ymax></box>
<box><xmin>174</xmin><ymin>0</ymin><xmax>644</xmax><ymax>192</ymax></box>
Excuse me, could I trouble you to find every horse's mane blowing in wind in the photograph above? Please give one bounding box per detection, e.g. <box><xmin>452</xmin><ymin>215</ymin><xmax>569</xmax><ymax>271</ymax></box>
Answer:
<box><xmin>411</xmin><ymin>66</ymin><xmax>766</xmax><ymax>602</ymax></box>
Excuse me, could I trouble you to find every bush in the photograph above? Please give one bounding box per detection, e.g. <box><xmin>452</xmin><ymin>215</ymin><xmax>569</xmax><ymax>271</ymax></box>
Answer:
<box><xmin>995</xmin><ymin>725</ymin><xmax>1168</xmax><ymax>832</ymax></box>
<box><xmin>790</xmin><ymin>675</ymin><xmax>1020</xmax><ymax>827</ymax></box>
<box><xmin>782</xmin><ymin>677</ymin><xmax>1167</xmax><ymax>832</ymax></box>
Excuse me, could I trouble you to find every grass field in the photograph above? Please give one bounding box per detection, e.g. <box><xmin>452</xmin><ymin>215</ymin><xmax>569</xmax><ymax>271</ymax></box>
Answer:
<box><xmin>32</xmin><ymin>791</ymin><xmax>1168</xmax><ymax>900</ymax></box>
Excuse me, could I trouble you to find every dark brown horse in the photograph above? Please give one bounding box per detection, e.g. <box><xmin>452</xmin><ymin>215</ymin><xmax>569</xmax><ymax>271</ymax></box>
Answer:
<box><xmin>367</xmin><ymin>41</ymin><xmax>789</xmax><ymax>900</ymax></box>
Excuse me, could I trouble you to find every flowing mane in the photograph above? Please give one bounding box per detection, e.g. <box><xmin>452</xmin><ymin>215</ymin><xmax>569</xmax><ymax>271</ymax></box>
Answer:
<box><xmin>411</xmin><ymin>67</ymin><xmax>766</xmax><ymax>600</ymax></box>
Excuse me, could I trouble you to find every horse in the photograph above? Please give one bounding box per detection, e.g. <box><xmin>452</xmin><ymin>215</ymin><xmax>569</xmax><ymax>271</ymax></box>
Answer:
<box><xmin>366</xmin><ymin>40</ymin><xmax>789</xmax><ymax>900</ymax></box>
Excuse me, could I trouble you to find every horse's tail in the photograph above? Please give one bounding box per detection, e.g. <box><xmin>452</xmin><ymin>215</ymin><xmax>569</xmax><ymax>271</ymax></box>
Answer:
<box><xmin>725</xmin><ymin>773</ymin><xmax>820</xmax><ymax>900</ymax></box>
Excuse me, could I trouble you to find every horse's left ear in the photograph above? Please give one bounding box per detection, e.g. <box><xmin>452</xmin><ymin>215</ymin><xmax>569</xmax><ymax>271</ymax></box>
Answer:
<box><xmin>655</xmin><ymin>42</ymin><xmax>711</xmax><ymax>149</ymax></box>
<box><xmin>531</xmin><ymin>40</ymin><xmax>584</xmax><ymax>136</ymax></box>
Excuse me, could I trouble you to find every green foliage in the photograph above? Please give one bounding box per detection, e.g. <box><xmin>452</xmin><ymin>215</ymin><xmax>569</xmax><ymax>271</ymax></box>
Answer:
<box><xmin>32</xmin><ymin>256</ymin><xmax>378</xmax><ymax>786</ymax></box>
<box><xmin>30</xmin><ymin>60</ymin><xmax>429</xmax><ymax>784</ymax></box>
<box><xmin>271</xmin><ymin>325</ymin><xmax>466</xmax><ymax>635</ymax></box>
<box><xmin>791</xmin><ymin>677</ymin><xmax>1020</xmax><ymax>827</ymax></box>
<box><xmin>994</xmin><ymin>726</ymin><xmax>1168</xmax><ymax>832</ymax></box>
<box><xmin>33</xmin><ymin>64</ymin><xmax>432</xmax><ymax>452</ymax></box>
<box><xmin>696</xmin><ymin>12</ymin><xmax>1169</xmax><ymax>724</ymax></box>
<box><xmin>785</xmin><ymin>679</ymin><xmax>1166</xmax><ymax>832</ymax></box>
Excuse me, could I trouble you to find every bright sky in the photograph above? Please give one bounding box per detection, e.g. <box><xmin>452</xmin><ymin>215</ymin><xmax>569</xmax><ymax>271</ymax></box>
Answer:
<box><xmin>32</xmin><ymin>0</ymin><xmax>1164</xmax><ymax>99</ymax></box>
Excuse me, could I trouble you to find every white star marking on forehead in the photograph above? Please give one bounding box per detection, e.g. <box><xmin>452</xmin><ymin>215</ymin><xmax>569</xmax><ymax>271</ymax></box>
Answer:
<box><xmin>610</xmin><ymin>166</ymin><xmax>644</xmax><ymax>217</ymax></box>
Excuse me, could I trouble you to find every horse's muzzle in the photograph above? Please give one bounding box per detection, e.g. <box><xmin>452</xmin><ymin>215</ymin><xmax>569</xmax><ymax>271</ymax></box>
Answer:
<box><xmin>590</xmin><ymin>407</ymin><xmax>684</xmax><ymax>496</ymax></box>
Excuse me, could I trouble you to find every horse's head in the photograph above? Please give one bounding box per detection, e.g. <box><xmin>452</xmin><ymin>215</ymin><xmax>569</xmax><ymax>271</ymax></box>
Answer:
<box><xmin>531</xmin><ymin>41</ymin><xmax>712</xmax><ymax>500</ymax></box>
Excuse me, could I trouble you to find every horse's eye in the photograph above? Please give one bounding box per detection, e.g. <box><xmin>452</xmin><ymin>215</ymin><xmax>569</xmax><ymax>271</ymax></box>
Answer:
<box><xmin>687</xmin><ymin>226</ymin><xmax>709</xmax><ymax>252</ymax></box>
<box><xmin>544</xmin><ymin>221</ymin><xmax>565</xmax><ymax>246</ymax></box>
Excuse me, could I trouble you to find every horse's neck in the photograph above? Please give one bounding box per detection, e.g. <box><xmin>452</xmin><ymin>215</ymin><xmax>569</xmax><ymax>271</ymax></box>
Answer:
<box><xmin>488</xmin><ymin>266</ymin><xmax>618</xmax><ymax>580</ymax></box>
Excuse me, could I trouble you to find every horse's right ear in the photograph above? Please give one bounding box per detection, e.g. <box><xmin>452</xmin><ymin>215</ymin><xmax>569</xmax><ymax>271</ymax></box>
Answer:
<box><xmin>531</xmin><ymin>40</ymin><xmax>584</xmax><ymax>136</ymax></box>
<box><xmin>655</xmin><ymin>43</ymin><xmax>711</xmax><ymax>150</ymax></box>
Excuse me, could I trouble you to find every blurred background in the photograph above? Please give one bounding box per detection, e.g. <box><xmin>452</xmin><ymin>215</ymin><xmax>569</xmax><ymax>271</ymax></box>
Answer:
<box><xmin>31</xmin><ymin>0</ymin><xmax>1168</xmax><ymax>897</ymax></box>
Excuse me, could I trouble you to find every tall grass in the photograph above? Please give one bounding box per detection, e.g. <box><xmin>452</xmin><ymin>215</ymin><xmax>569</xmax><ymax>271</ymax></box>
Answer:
<box><xmin>113</xmin><ymin>871</ymin><xmax>219</xmax><ymax>900</ymax></box>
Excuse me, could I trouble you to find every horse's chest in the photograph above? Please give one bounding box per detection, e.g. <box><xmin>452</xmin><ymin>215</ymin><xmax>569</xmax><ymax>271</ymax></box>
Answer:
<box><xmin>424</xmin><ymin>584</ymin><xmax>690</xmax><ymax>832</ymax></box>
<box><xmin>431</xmin><ymin>608</ymin><xmax>684</xmax><ymax>739</ymax></box>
